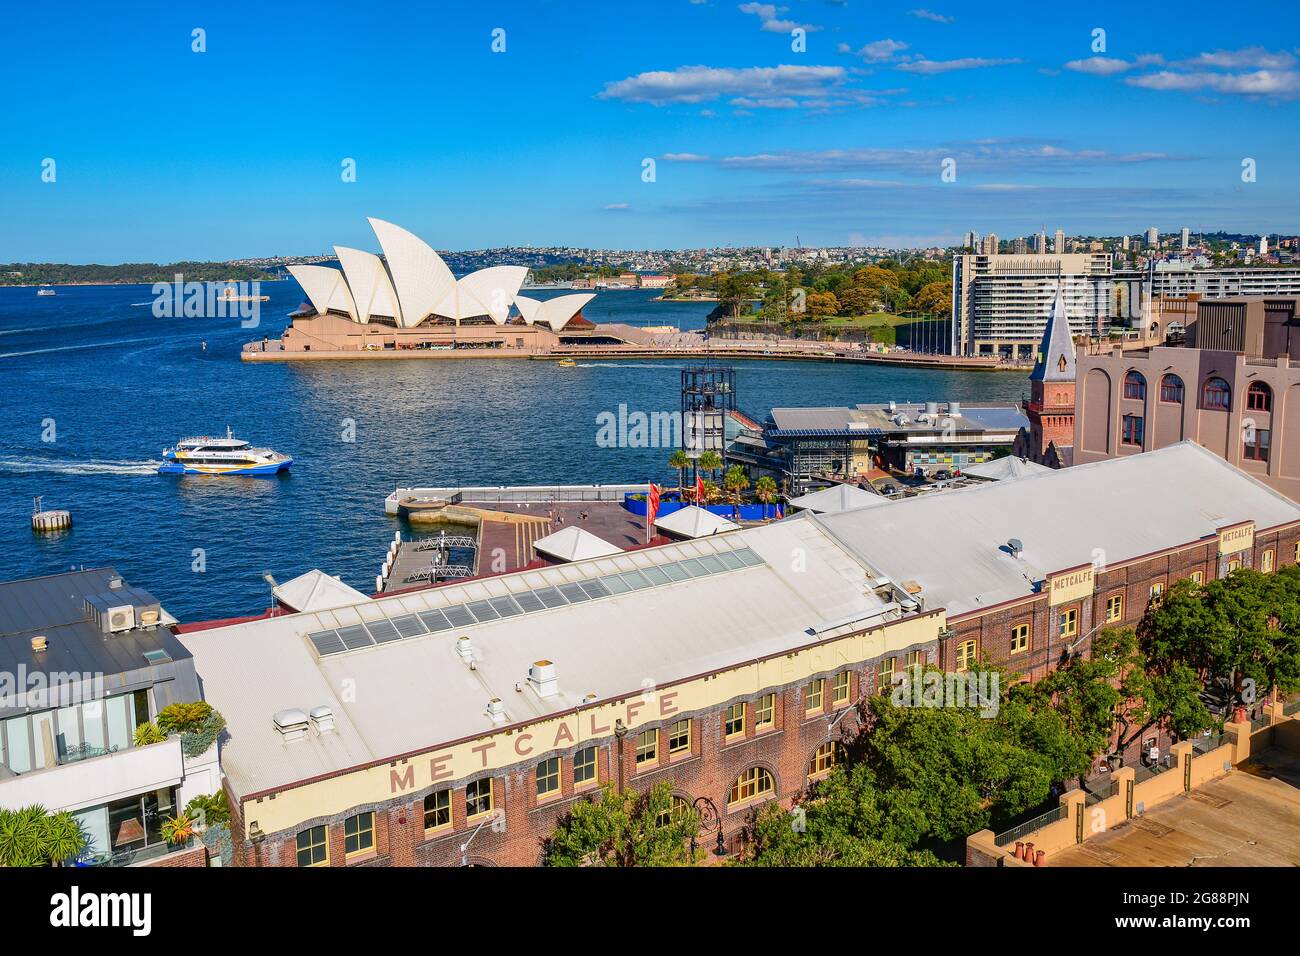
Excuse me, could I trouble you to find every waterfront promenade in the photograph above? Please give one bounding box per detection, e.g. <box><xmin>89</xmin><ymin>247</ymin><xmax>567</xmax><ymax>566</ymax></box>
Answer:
<box><xmin>243</xmin><ymin>335</ymin><xmax>1026</xmax><ymax>372</ymax></box>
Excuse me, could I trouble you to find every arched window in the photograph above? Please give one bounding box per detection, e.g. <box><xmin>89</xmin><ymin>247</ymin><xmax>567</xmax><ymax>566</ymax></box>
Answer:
<box><xmin>654</xmin><ymin>795</ymin><xmax>692</xmax><ymax>829</ymax></box>
<box><xmin>808</xmin><ymin>741</ymin><xmax>846</xmax><ymax>780</ymax></box>
<box><xmin>728</xmin><ymin>767</ymin><xmax>775</xmax><ymax>806</ymax></box>
<box><xmin>1159</xmin><ymin>374</ymin><xmax>1184</xmax><ymax>404</ymax></box>
<box><xmin>1246</xmin><ymin>381</ymin><xmax>1272</xmax><ymax>413</ymax></box>
<box><xmin>1203</xmin><ymin>377</ymin><xmax>1231</xmax><ymax>410</ymax></box>
<box><xmin>1123</xmin><ymin>370</ymin><xmax>1147</xmax><ymax>400</ymax></box>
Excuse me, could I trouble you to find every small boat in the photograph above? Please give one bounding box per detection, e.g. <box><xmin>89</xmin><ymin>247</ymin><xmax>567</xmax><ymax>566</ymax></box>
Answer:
<box><xmin>36</xmin><ymin>287</ymin><xmax>56</xmax><ymax>296</ymax></box>
<box><xmin>557</xmin><ymin>358</ymin><xmax>577</xmax><ymax>367</ymax></box>
<box><xmin>158</xmin><ymin>427</ymin><xmax>292</xmax><ymax>476</ymax></box>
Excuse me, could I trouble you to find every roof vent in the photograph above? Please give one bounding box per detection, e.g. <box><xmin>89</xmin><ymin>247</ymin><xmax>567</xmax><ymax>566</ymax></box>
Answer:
<box><xmin>487</xmin><ymin>698</ymin><xmax>507</xmax><ymax>723</ymax></box>
<box><xmin>583</xmin><ymin>692</ymin><xmax>598</xmax><ymax>704</ymax></box>
<box><xmin>949</xmin><ymin>400</ymin><xmax>962</xmax><ymax>417</ymax></box>
<box><xmin>529</xmin><ymin>660</ymin><xmax>558</xmax><ymax>698</ymax></box>
<box><xmin>925</xmin><ymin>401</ymin><xmax>940</xmax><ymax>417</ymax></box>
<box><xmin>456</xmin><ymin>635</ymin><xmax>473</xmax><ymax>663</ymax></box>
<box><xmin>309</xmin><ymin>705</ymin><xmax>335</xmax><ymax>734</ymax></box>
<box><xmin>30</xmin><ymin>635</ymin><xmax>48</xmax><ymax>653</ymax></box>
<box><xmin>1007</xmin><ymin>538</ymin><xmax>1024</xmax><ymax>557</ymax></box>
<box><xmin>273</xmin><ymin>708</ymin><xmax>310</xmax><ymax>743</ymax></box>
<box><xmin>108</xmin><ymin>576</ymin><xmax>124</xmax><ymax>590</ymax></box>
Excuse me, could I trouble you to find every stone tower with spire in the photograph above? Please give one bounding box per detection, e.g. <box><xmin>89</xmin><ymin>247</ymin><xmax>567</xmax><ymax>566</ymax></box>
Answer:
<box><xmin>1021</xmin><ymin>285</ymin><xmax>1077</xmax><ymax>466</ymax></box>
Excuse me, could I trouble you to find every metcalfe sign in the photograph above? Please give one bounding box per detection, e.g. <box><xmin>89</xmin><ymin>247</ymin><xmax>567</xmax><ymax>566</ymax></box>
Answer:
<box><xmin>1217</xmin><ymin>522</ymin><xmax>1254</xmax><ymax>557</ymax></box>
<box><xmin>1048</xmin><ymin>565</ymin><xmax>1095</xmax><ymax>606</ymax></box>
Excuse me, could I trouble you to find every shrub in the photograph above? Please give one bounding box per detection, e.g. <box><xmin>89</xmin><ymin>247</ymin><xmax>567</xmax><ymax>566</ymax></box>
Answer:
<box><xmin>133</xmin><ymin>722</ymin><xmax>166</xmax><ymax>746</ymax></box>
<box><xmin>160</xmin><ymin>813</ymin><xmax>196</xmax><ymax>847</ymax></box>
<box><xmin>184</xmin><ymin>791</ymin><xmax>230</xmax><ymax>828</ymax></box>
<box><xmin>157</xmin><ymin>701</ymin><xmax>214</xmax><ymax>735</ymax></box>
<box><xmin>180</xmin><ymin>710</ymin><xmax>226</xmax><ymax>758</ymax></box>
<box><xmin>0</xmin><ymin>805</ymin><xmax>87</xmax><ymax>866</ymax></box>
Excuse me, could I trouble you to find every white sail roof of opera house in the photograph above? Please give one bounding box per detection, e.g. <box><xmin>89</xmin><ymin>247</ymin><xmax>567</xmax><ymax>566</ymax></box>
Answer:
<box><xmin>288</xmin><ymin>218</ymin><xmax>541</xmax><ymax>327</ymax></box>
<box><xmin>515</xmin><ymin>293</ymin><xmax>597</xmax><ymax>331</ymax></box>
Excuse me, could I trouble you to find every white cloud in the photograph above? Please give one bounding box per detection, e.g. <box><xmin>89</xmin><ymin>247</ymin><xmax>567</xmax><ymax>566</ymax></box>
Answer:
<box><xmin>1178</xmin><ymin>47</ymin><xmax>1295</xmax><ymax>70</ymax></box>
<box><xmin>737</xmin><ymin>2</ymin><xmax>820</xmax><ymax>34</ymax></box>
<box><xmin>602</xmin><ymin>203</ymin><xmax>631</xmax><ymax>210</ymax></box>
<box><xmin>1064</xmin><ymin>57</ymin><xmax>1135</xmax><ymax>77</ymax></box>
<box><xmin>663</xmin><ymin>152</ymin><xmax>711</xmax><ymax>162</ymax></box>
<box><xmin>1126</xmin><ymin>68</ymin><xmax>1300</xmax><ymax>96</ymax></box>
<box><xmin>599</xmin><ymin>64</ymin><xmax>847</xmax><ymax>106</ymax></box>
<box><xmin>896</xmin><ymin>57</ymin><xmax>1024</xmax><ymax>74</ymax></box>
<box><xmin>709</xmin><ymin>143</ymin><xmax>1185</xmax><ymax>174</ymax></box>
<box><xmin>908</xmin><ymin>9</ymin><xmax>954</xmax><ymax>23</ymax></box>
<box><xmin>849</xmin><ymin>39</ymin><xmax>910</xmax><ymax>63</ymax></box>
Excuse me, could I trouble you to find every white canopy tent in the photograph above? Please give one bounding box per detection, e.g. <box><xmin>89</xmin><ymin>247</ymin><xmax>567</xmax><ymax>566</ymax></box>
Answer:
<box><xmin>654</xmin><ymin>506</ymin><xmax>740</xmax><ymax>539</ymax></box>
<box><xmin>788</xmin><ymin>484</ymin><xmax>891</xmax><ymax>515</ymax></box>
<box><xmin>532</xmin><ymin>526</ymin><xmax>624</xmax><ymax>562</ymax></box>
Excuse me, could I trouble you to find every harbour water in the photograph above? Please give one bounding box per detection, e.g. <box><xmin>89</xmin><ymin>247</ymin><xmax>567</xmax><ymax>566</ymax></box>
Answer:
<box><xmin>0</xmin><ymin>282</ymin><xmax>1026</xmax><ymax>619</ymax></box>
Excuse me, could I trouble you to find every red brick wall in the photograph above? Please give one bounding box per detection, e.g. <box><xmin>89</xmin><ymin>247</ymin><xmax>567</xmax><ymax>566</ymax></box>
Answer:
<box><xmin>144</xmin><ymin>844</ymin><xmax>207</xmax><ymax>867</ymax></box>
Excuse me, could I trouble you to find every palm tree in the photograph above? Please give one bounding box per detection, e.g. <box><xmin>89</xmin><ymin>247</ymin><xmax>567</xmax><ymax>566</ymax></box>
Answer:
<box><xmin>754</xmin><ymin>475</ymin><xmax>777</xmax><ymax>505</ymax></box>
<box><xmin>700</xmin><ymin>479</ymin><xmax>721</xmax><ymax>504</ymax></box>
<box><xmin>723</xmin><ymin>465</ymin><xmax>750</xmax><ymax>505</ymax></box>
<box><xmin>668</xmin><ymin>449</ymin><xmax>690</xmax><ymax>499</ymax></box>
<box><xmin>0</xmin><ymin>805</ymin><xmax>86</xmax><ymax>867</ymax></box>
<box><xmin>697</xmin><ymin>450</ymin><xmax>723</xmax><ymax>482</ymax></box>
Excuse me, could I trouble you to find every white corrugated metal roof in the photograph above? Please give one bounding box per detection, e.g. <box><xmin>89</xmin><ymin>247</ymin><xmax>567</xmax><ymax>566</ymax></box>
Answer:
<box><xmin>816</xmin><ymin>442</ymin><xmax>1300</xmax><ymax>620</ymax></box>
<box><xmin>178</xmin><ymin>520</ymin><xmax>900</xmax><ymax>797</ymax></box>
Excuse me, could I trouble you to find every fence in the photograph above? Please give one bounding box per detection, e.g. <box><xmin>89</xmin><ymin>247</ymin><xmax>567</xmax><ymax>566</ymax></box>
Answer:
<box><xmin>1192</xmin><ymin>732</ymin><xmax>1228</xmax><ymax>754</ymax></box>
<box><xmin>1084</xmin><ymin>778</ymin><xmax>1119</xmax><ymax>806</ymax></box>
<box><xmin>994</xmin><ymin>805</ymin><xmax>1067</xmax><ymax>847</ymax></box>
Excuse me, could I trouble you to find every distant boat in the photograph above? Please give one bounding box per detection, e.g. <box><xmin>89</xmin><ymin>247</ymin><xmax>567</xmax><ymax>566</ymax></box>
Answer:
<box><xmin>36</xmin><ymin>287</ymin><xmax>56</xmax><ymax>296</ymax></box>
<box><xmin>158</xmin><ymin>426</ymin><xmax>292</xmax><ymax>476</ymax></box>
<box><xmin>557</xmin><ymin>358</ymin><xmax>577</xmax><ymax>368</ymax></box>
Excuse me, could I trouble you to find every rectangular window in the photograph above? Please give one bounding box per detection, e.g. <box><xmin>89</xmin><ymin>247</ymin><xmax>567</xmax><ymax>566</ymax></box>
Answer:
<box><xmin>1058</xmin><ymin>608</ymin><xmax>1078</xmax><ymax>639</ymax></box>
<box><xmin>424</xmin><ymin>790</ymin><xmax>451</xmax><ymax>831</ymax></box>
<box><xmin>1150</xmin><ymin>582</ymin><xmax>1165</xmax><ymax>599</ymax></box>
<box><xmin>832</xmin><ymin>670</ymin><xmax>850</xmax><ymax>704</ymax></box>
<box><xmin>1010</xmin><ymin>623</ymin><xmax>1029</xmax><ymax>654</ymax></box>
<box><xmin>877</xmin><ymin>657</ymin><xmax>896</xmax><ymax>692</ymax></box>
<box><xmin>1262</xmin><ymin>549</ymin><xmax>1275</xmax><ymax>573</ymax></box>
<box><xmin>1106</xmin><ymin>594</ymin><xmax>1123</xmax><ymax>622</ymax></box>
<box><xmin>1121</xmin><ymin>414</ymin><xmax>1144</xmax><ymax>446</ymax></box>
<box><xmin>724</xmin><ymin>703</ymin><xmax>745</xmax><ymax>739</ymax></box>
<box><xmin>956</xmin><ymin>639</ymin><xmax>977</xmax><ymax>672</ymax></box>
<box><xmin>536</xmin><ymin>756</ymin><xmax>560</xmax><ymax>797</ymax></box>
<box><xmin>1243</xmin><ymin>428</ymin><xmax>1270</xmax><ymax>462</ymax></box>
<box><xmin>906</xmin><ymin>650</ymin><xmax>925</xmax><ymax>670</ymax></box>
<box><xmin>804</xmin><ymin>679</ymin><xmax>824</xmax><ymax>713</ymax></box>
<box><xmin>1191</xmin><ymin>570</ymin><xmax>1204</xmax><ymax>585</ymax></box>
<box><xmin>466</xmin><ymin>778</ymin><xmax>494</xmax><ymax>820</ymax></box>
<box><xmin>635</xmin><ymin>728</ymin><xmax>657</xmax><ymax>765</ymax></box>
<box><xmin>344</xmin><ymin>812</ymin><xmax>374</xmax><ymax>857</ymax></box>
<box><xmin>573</xmin><ymin>745</ymin><xmax>597</xmax><ymax>785</ymax></box>
<box><xmin>668</xmin><ymin>718</ymin><xmax>692</xmax><ymax>755</ymax></box>
<box><xmin>1226</xmin><ymin>559</ymin><xmax>1241</xmax><ymax>574</ymax></box>
<box><xmin>296</xmin><ymin>825</ymin><xmax>328</xmax><ymax>867</ymax></box>
<box><xmin>755</xmin><ymin>693</ymin><xmax>775</xmax><ymax>729</ymax></box>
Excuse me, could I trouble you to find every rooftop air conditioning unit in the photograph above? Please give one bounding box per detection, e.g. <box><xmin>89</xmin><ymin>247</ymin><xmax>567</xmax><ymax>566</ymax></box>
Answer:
<box><xmin>309</xmin><ymin>705</ymin><xmax>336</xmax><ymax>734</ymax></box>
<box><xmin>529</xmin><ymin>660</ymin><xmax>558</xmax><ymax>698</ymax></box>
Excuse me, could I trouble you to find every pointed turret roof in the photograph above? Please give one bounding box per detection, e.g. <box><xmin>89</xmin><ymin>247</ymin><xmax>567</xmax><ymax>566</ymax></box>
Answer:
<box><xmin>1031</xmin><ymin>285</ymin><xmax>1076</xmax><ymax>382</ymax></box>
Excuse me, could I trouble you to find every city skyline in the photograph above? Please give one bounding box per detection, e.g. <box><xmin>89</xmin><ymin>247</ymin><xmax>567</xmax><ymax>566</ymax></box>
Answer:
<box><xmin>1</xmin><ymin>0</ymin><xmax>1298</xmax><ymax>261</ymax></box>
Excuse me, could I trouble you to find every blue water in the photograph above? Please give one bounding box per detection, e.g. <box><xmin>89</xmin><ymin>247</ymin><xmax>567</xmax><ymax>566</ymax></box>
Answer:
<box><xmin>0</xmin><ymin>283</ymin><xmax>1025</xmax><ymax>619</ymax></box>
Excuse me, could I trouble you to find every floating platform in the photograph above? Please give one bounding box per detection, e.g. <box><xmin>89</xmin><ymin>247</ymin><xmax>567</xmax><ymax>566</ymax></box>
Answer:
<box><xmin>32</xmin><ymin>509</ymin><xmax>72</xmax><ymax>532</ymax></box>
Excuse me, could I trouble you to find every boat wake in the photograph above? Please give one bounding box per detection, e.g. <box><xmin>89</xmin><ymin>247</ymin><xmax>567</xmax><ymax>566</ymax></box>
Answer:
<box><xmin>0</xmin><ymin>336</ymin><xmax>159</xmax><ymax>360</ymax></box>
<box><xmin>0</xmin><ymin>456</ymin><xmax>160</xmax><ymax>476</ymax></box>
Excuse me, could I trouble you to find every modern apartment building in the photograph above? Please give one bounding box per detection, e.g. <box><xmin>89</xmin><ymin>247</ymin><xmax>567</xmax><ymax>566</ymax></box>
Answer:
<box><xmin>0</xmin><ymin>568</ymin><xmax>220</xmax><ymax>866</ymax></box>
<box><xmin>1146</xmin><ymin>263</ymin><xmax>1300</xmax><ymax>299</ymax></box>
<box><xmin>951</xmin><ymin>252</ymin><xmax>1123</xmax><ymax>358</ymax></box>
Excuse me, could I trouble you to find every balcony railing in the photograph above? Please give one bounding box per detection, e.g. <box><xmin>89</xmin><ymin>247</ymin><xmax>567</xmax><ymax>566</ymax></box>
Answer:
<box><xmin>994</xmin><ymin>805</ymin><xmax>1067</xmax><ymax>847</ymax></box>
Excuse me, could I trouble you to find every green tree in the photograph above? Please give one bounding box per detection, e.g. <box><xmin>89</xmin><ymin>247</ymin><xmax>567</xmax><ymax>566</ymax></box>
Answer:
<box><xmin>913</xmin><ymin>279</ymin><xmax>952</xmax><ymax>318</ymax></box>
<box><xmin>667</xmin><ymin>449</ymin><xmax>690</xmax><ymax>498</ymax></box>
<box><xmin>543</xmin><ymin>783</ymin><xmax>699</xmax><ymax>866</ymax></box>
<box><xmin>723</xmin><ymin>464</ymin><xmax>750</xmax><ymax>504</ymax></box>
<box><xmin>805</xmin><ymin>291</ymin><xmax>839</xmax><ymax>319</ymax></box>
<box><xmin>836</xmin><ymin>285</ymin><xmax>880</xmax><ymax>317</ymax></box>
<box><xmin>754</xmin><ymin>475</ymin><xmax>778</xmax><ymax>504</ymax></box>
<box><xmin>0</xmin><ymin>805</ymin><xmax>86</xmax><ymax>867</ymax></box>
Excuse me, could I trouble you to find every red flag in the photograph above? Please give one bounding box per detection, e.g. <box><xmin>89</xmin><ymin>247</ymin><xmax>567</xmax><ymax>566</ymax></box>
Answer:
<box><xmin>695</xmin><ymin>475</ymin><xmax>705</xmax><ymax>503</ymax></box>
<box><xmin>648</xmin><ymin>482</ymin><xmax>661</xmax><ymax>529</ymax></box>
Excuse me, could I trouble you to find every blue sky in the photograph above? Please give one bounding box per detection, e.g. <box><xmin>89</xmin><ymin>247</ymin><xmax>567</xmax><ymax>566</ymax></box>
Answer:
<box><xmin>1</xmin><ymin>0</ymin><xmax>1297</xmax><ymax>261</ymax></box>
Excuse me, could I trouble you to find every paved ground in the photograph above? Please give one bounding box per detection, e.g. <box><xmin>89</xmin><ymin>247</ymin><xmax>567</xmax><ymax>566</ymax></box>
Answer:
<box><xmin>1051</xmin><ymin>748</ymin><xmax>1300</xmax><ymax>867</ymax></box>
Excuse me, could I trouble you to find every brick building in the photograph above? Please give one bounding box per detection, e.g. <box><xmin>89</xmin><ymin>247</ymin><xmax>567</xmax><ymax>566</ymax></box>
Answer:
<box><xmin>1018</xmin><ymin>286</ymin><xmax>1077</xmax><ymax>468</ymax></box>
<box><xmin>179</xmin><ymin>446</ymin><xmax>1300</xmax><ymax>867</ymax></box>
<box><xmin>1074</xmin><ymin>296</ymin><xmax>1300</xmax><ymax>500</ymax></box>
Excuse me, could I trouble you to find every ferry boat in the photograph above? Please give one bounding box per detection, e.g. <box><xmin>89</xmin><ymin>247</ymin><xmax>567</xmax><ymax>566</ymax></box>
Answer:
<box><xmin>158</xmin><ymin>427</ymin><xmax>292</xmax><ymax>476</ymax></box>
<box><xmin>36</xmin><ymin>287</ymin><xmax>56</xmax><ymax>296</ymax></box>
<box><xmin>557</xmin><ymin>358</ymin><xmax>577</xmax><ymax>367</ymax></box>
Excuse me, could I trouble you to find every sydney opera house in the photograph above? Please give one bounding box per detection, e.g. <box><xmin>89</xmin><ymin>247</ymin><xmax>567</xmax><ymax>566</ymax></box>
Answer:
<box><xmin>257</xmin><ymin>218</ymin><xmax>639</xmax><ymax>357</ymax></box>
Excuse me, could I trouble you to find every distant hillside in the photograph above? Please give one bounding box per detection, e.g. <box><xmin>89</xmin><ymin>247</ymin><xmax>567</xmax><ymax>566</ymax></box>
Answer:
<box><xmin>0</xmin><ymin>262</ymin><xmax>277</xmax><ymax>286</ymax></box>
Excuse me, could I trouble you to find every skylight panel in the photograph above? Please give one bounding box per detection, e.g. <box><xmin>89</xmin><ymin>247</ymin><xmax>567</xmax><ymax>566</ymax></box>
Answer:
<box><xmin>336</xmin><ymin>624</ymin><xmax>375</xmax><ymax>650</ymax></box>
<box><xmin>418</xmin><ymin>609</ymin><xmax>452</xmax><ymax>632</ymax></box>
<box><xmin>391</xmin><ymin>614</ymin><xmax>428</xmax><ymax>638</ymax></box>
<box><xmin>442</xmin><ymin>605</ymin><xmax>475</xmax><ymax>628</ymax></box>
<box><xmin>308</xmin><ymin>630</ymin><xmax>346</xmax><ymax>656</ymax></box>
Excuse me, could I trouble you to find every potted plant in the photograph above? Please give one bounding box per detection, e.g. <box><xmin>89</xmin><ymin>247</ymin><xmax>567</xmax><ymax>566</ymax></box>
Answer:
<box><xmin>160</xmin><ymin>813</ymin><xmax>196</xmax><ymax>849</ymax></box>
